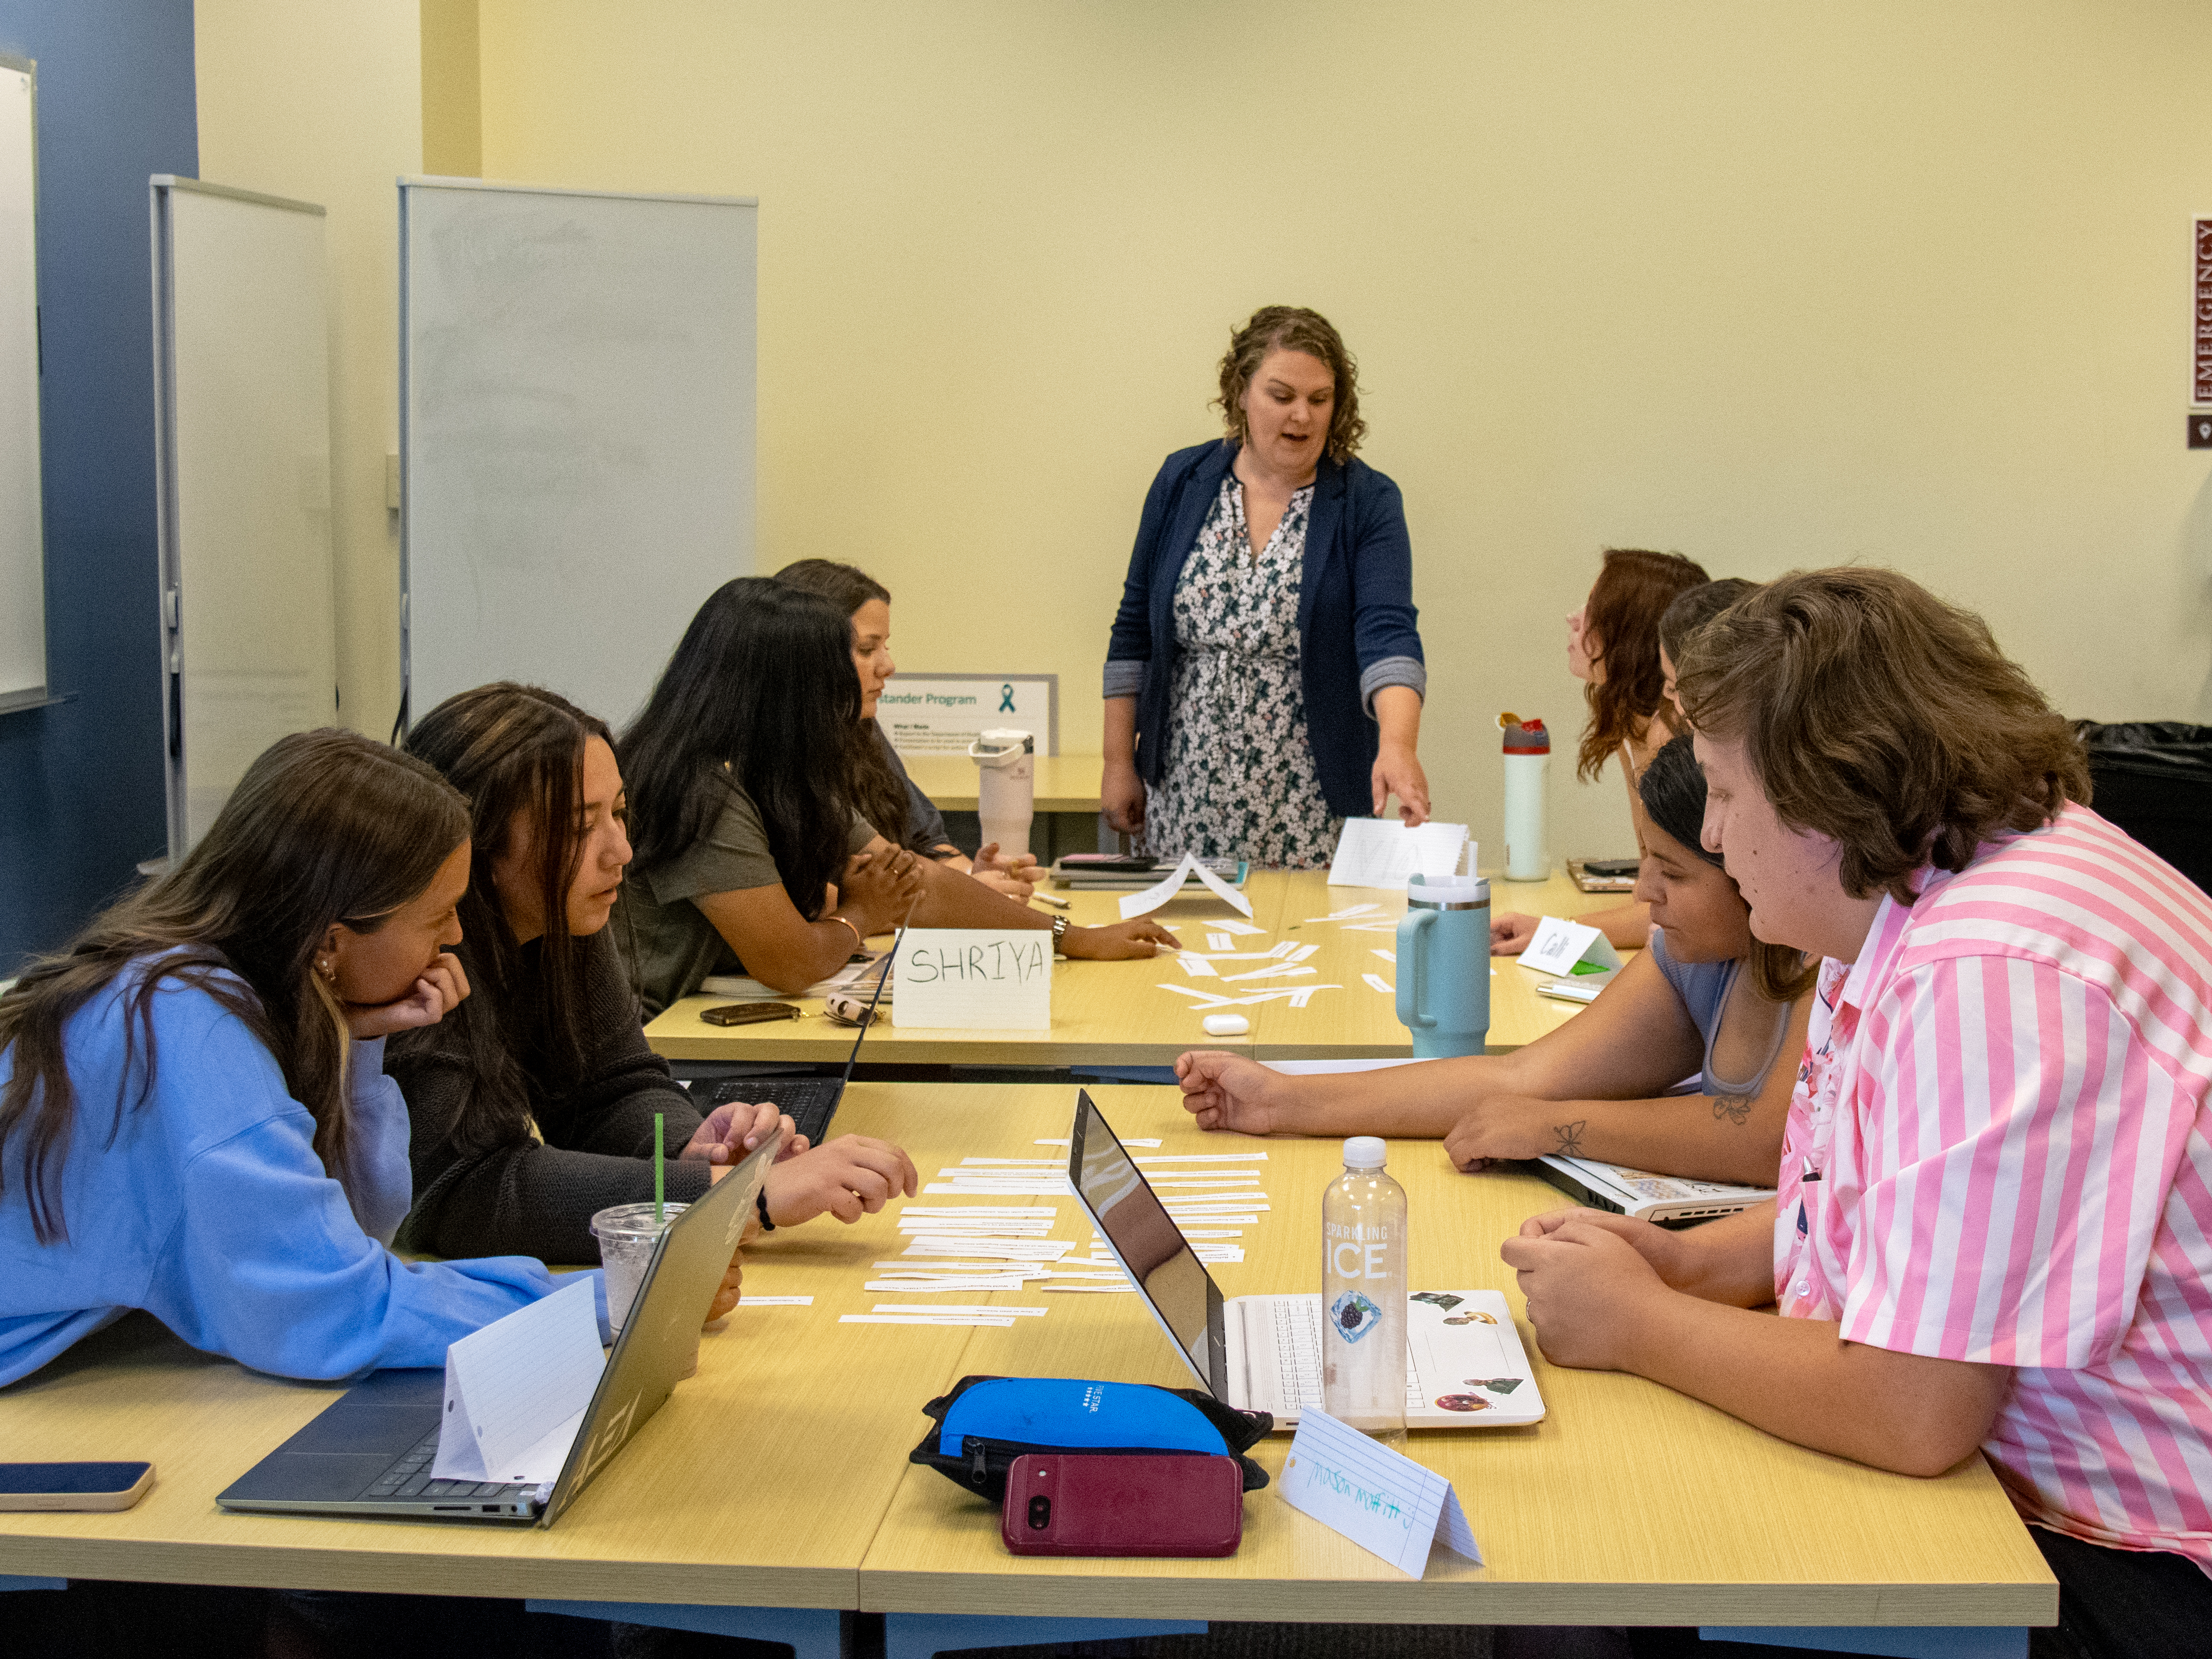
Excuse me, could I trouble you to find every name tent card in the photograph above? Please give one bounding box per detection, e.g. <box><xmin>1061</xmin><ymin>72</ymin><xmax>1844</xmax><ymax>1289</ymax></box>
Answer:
<box><xmin>1280</xmin><ymin>1407</ymin><xmax>1482</xmax><ymax>1577</ymax></box>
<box><xmin>1118</xmin><ymin>851</ymin><xmax>1256</xmax><ymax>920</ymax></box>
<box><xmin>432</xmin><ymin>1275</ymin><xmax>604</xmax><ymax>1484</ymax></box>
<box><xmin>897</xmin><ymin>929</ymin><xmax>1054</xmax><ymax>1029</ymax></box>
<box><xmin>1327</xmin><ymin>820</ymin><xmax>1471</xmax><ymax>889</ymax></box>
<box><xmin>1518</xmin><ymin>915</ymin><xmax>1625</xmax><ymax>979</ymax></box>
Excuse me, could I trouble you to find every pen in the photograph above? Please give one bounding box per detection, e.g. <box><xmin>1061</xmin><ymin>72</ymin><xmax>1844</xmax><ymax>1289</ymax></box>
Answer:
<box><xmin>1033</xmin><ymin>893</ymin><xmax>1069</xmax><ymax>910</ymax></box>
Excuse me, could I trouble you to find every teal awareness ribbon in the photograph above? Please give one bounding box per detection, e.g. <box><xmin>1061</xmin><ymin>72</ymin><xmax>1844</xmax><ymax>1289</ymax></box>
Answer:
<box><xmin>999</xmin><ymin>684</ymin><xmax>1016</xmax><ymax>712</ymax></box>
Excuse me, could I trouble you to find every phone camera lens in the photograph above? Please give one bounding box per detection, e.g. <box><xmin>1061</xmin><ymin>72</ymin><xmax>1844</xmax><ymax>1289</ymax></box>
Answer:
<box><xmin>1027</xmin><ymin>1495</ymin><xmax>1051</xmax><ymax>1529</ymax></box>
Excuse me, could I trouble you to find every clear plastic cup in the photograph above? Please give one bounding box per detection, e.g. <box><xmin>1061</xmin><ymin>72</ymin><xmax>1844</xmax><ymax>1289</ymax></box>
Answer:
<box><xmin>590</xmin><ymin>1201</ymin><xmax>689</xmax><ymax>1335</ymax></box>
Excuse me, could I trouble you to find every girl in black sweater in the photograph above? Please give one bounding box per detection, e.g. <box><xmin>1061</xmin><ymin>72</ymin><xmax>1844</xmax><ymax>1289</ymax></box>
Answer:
<box><xmin>389</xmin><ymin>683</ymin><xmax>917</xmax><ymax>1264</ymax></box>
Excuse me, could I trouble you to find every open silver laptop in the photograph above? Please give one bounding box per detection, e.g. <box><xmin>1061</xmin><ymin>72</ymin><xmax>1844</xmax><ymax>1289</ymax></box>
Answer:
<box><xmin>1065</xmin><ymin>1091</ymin><xmax>1544</xmax><ymax>1430</ymax></box>
<box><xmin>217</xmin><ymin>1132</ymin><xmax>776</xmax><ymax>1526</ymax></box>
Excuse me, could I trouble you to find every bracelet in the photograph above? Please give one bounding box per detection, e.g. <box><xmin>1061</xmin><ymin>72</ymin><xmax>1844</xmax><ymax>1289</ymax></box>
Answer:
<box><xmin>828</xmin><ymin>914</ymin><xmax>864</xmax><ymax>951</ymax></box>
<box><xmin>755</xmin><ymin>1186</ymin><xmax>776</xmax><ymax>1233</ymax></box>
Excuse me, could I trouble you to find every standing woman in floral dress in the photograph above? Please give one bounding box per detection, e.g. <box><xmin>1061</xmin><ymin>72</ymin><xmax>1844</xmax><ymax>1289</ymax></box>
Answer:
<box><xmin>1101</xmin><ymin>306</ymin><xmax>1429</xmax><ymax>868</ymax></box>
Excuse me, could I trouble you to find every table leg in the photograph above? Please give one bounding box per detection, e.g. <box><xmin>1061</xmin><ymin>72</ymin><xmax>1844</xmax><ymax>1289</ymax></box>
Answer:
<box><xmin>883</xmin><ymin>1613</ymin><xmax>1208</xmax><ymax>1659</ymax></box>
<box><xmin>1698</xmin><ymin>1627</ymin><xmax>2027</xmax><ymax>1658</ymax></box>
<box><xmin>526</xmin><ymin>1600</ymin><xmax>843</xmax><ymax>1659</ymax></box>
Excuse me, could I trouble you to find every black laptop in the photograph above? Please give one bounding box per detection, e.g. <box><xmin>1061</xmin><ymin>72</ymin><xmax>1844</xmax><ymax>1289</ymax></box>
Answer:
<box><xmin>216</xmin><ymin>1131</ymin><xmax>777</xmax><ymax>1526</ymax></box>
<box><xmin>702</xmin><ymin>937</ymin><xmax>895</xmax><ymax>1144</ymax></box>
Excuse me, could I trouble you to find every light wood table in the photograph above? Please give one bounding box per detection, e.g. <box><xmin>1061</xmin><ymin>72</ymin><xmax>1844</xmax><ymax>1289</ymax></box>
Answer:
<box><xmin>898</xmin><ymin>754</ymin><xmax>1104</xmax><ymax>815</ymax></box>
<box><xmin>644</xmin><ymin>868</ymin><xmax>1629</xmax><ymax>1068</ymax></box>
<box><xmin>1254</xmin><ymin>868</ymin><xmax>1626</xmax><ymax>1061</ymax></box>
<box><xmin>0</xmin><ymin>1083</ymin><xmax>2053</xmax><ymax>1637</ymax></box>
<box><xmin>852</xmin><ymin>1086</ymin><xmax>2056</xmax><ymax>1631</ymax></box>
<box><xmin>0</xmin><ymin>1083</ymin><xmax>1000</xmax><ymax>1606</ymax></box>
<box><xmin>643</xmin><ymin>878</ymin><xmax>1292</xmax><ymax>1066</ymax></box>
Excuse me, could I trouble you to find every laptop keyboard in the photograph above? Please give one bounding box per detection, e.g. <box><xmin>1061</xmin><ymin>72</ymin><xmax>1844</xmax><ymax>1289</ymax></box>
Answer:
<box><xmin>705</xmin><ymin>1078</ymin><xmax>843</xmax><ymax>1147</ymax></box>
<box><xmin>1270</xmin><ymin>1299</ymin><xmax>1425</xmax><ymax>1411</ymax></box>
<box><xmin>360</xmin><ymin>1426</ymin><xmax>523</xmax><ymax>1503</ymax></box>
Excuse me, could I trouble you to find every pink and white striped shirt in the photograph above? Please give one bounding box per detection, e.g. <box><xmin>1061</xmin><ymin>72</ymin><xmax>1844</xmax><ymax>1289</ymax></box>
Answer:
<box><xmin>1775</xmin><ymin>804</ymin><xmax>2212</xmax><ymax>1573</ymax></box>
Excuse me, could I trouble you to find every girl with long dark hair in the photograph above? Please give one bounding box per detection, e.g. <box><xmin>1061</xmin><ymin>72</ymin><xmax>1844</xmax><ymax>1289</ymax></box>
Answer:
<box><xmin>0</xmin><ymin>730</ymin><xmax>586</xmax><ymax>1385</ymax></box>
<box><xmin>391</xmin><ymin>683</ymin><xmax>919</xmax><ymax>1262</ymax></box>
<box><xmin>773</xmin><ymin>557</ymin><xmax>1040</xmax><ymax>898</ymax></box>
<box><xmin>1176</xmin><ymin>737</ymin><xmax>1813</xmax><ymax>1186</ymax></box>
<box><xmin>617</xmin><ymin>579</ymin><xmax>1177</xmax><ymax>1011</ymax></box>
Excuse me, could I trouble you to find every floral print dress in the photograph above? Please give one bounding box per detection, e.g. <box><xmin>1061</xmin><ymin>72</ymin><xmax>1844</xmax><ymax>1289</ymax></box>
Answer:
<box><xmin>1144</xmin><ymin>476</ymin><xmax>1344</xmax><ymax>868</ymax></box>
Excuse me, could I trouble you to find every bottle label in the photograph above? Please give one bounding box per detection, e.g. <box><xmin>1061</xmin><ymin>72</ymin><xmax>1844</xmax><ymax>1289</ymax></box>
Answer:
<box><xmin>1329</xmin><ymin>1290</ymin><xmax>1384</xmax><ymax>1344</ymax></box>
<box><xmin>1326</xmin><ymin>1220</ymin><xmax>1393</xmax><ymax>1283</ymax></box>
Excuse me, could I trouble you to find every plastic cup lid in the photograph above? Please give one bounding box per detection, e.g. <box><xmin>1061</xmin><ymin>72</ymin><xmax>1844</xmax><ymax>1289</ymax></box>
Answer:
<box><xmin>1342</xmin><ymin>1136</ymin><xmax>1387</xmax><ymax>1169</ymax></box>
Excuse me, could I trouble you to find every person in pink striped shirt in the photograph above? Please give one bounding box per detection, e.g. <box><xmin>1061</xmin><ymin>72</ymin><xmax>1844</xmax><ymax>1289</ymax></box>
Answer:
<box><xmin>1501</xmin><ymin>568</ymin><xmax>2212</xmax><ymax>1659</ymax></box>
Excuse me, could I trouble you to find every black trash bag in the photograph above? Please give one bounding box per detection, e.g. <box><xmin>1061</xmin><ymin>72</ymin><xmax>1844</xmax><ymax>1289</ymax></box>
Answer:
<box><xmin>2073</xmin><ymin>721</ymin><xmax>2212</xmax><ymax>896</ymax></box>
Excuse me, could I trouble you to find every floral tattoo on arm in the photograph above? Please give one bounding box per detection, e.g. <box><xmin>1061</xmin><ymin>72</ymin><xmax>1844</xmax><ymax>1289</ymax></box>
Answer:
<box><xmin>1710</xmin><ymin>1093</ymin><xmax>1755</xmax><ymax>1126</ymax></box>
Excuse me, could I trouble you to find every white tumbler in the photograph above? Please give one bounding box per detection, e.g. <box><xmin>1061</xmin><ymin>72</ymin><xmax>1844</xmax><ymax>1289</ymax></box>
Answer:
<box><xmin>968</xmin><ymin>728</ymin><xmax>1036</xmax><ymax>858</ymax></box>
<box><xmin>1500</xmin><ymin>714</ymin><xmax>1551</xmax><ymax>881</ymax></box>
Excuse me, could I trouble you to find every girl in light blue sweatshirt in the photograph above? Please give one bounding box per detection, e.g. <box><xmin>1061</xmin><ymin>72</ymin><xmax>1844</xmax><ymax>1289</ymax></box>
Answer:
<box><xmin>0</xmin><ymin>729</ymin><xmax>582</xmax><ymax>1385</ymax></box>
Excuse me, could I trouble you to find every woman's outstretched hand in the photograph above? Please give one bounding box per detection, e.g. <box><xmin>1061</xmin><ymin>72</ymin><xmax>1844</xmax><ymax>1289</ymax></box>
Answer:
<box><xmin>1371</xmin><ymin>743</ymin><xmax>1431</xmax><ymax>826</ymax></box>
<box><xmin>1061</xmin><ymin>918</ymin><xmax>1182</xmax><ymax>958</ymax></box>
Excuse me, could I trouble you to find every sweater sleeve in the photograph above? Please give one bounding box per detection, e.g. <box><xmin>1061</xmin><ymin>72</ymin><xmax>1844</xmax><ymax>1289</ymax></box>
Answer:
<box><xmin>160</xmin><ymin>1013</ymin><xmax>559</xmax><ymax>1381</ymax></box>
<box><xmin>396</xmin><ymin>941</ymin><xmax>713</xmax><ymax>1266</ymax></box>
<box><xmin>341</xmin><ymin>1037</ymin><xmax>413</xmax><ymax>1247</ymax></box>
<box><xmin>1346</xmin><ymin>467</ymin><xmax>1425</xmax><ymax>709</ymax></box>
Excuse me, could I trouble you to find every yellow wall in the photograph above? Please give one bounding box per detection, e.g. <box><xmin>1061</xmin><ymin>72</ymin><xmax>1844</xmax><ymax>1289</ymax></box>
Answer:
<box><xmin>211</xmin><ymin>2</ymin><xmax>2212</xmax><ymax>864</ymax></box>
<box><xmin>194</xmin><ymin>0</ymin><xmax>422</xmax><ymax>740</ymax></box>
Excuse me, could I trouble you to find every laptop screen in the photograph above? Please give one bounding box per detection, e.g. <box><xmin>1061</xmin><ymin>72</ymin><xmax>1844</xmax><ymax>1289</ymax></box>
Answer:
<box><xmin>1068</xmin><ymin>1091</ymin><xmax>1223</xmax><ymax>1394</ymax></box>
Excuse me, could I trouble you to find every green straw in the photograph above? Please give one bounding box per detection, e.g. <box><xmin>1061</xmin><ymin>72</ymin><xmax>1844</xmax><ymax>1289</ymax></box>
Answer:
<box><xmin>654</xmin><ymin>1112</ymin><xmax>665</xmax><ymax>1224</ymax></box>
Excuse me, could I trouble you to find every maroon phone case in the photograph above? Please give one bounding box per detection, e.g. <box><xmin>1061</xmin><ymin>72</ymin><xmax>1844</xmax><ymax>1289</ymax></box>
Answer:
<box><xmin>1000</xmin><ymin>1454</ymin><xmax>1243</xmax><ymax>1558</ymax></box>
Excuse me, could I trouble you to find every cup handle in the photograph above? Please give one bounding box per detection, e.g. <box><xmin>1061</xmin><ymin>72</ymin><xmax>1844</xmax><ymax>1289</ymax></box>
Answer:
<box><xmin>1397</xmin><ymin>909</ymin><xmax>1437</xmax><ymax>1031</ymax></box>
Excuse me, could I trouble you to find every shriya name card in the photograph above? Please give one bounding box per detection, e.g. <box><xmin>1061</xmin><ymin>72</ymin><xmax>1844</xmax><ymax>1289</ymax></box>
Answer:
<box><xmin>431</xmin><ymin>1275</ymin><xmax>604</xmax><ymax>1485</ymax></box>
<box><xmin>1517</xmin><ymin>915</ymin><xmax>1624</xmax><ymax>979</ymax></box>
<box><xmin>896</xmin><ymin>930</ymin><xmax>1054</xmax><ymax>1030</ymax></box>
<box><xmin>1280</xmin><ymin>1407</ymin><xmax>1482</xmax><ymax>1577</ymax></box>
<box><xmin>1327</xmin><ymin>820</ymin><xmax>1471</xmax><ymax>889</ymax></box>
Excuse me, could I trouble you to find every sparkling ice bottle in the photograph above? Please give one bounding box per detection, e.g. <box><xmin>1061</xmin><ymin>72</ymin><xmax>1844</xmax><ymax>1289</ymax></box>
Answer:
<box><xmin>1321</xmin><ymin>1136</ymin><xmax>1408</xmax><ymax>1447</ymax></box>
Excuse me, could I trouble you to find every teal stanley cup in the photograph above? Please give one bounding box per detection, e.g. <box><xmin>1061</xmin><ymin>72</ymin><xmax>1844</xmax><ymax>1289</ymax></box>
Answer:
<box><xmin>1394</xmin><ymin>874</ymin><xmax>1492</xmax><ymax>1059</ymax></box>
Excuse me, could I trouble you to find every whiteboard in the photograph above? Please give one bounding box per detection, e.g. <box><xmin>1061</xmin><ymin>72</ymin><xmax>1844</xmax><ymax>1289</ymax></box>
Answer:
<box><xmin>399</xmin><ymin>177</ymin><xmax>756</xmax><ymax>734</ymax></box>
<box><xmin>151</xmin><ymin>177</ymin><xmax>337</xmax><ymax>854</ymax></box>
<box><xmin>0</xmin><ymin>57</ymin><xmax>45</xmax><ymax>708</ymax></box>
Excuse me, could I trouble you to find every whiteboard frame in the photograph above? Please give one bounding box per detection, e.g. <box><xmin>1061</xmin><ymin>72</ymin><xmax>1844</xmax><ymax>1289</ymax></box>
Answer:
<box><xmin>150</xmin><ymin>175</ymin><xmax>333</xmax><ymax>857</ymax></box>
<box><xmin>396</xmin><ymin>174</ymin><xmax>759</xmax><ymax>736</ymax></box>
<box><xmin>0</xmin><ymin>54</ymin><xmax>51</xmax><ymax>716</ymax></box>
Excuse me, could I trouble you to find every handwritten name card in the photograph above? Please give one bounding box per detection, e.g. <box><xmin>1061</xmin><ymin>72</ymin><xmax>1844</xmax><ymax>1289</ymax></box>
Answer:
<box><xmin>1280</xmin><ymin>1406</ymin><xmax>1481</xmax><ymax>1577</ymax></box>
<box><xmin>896</xmin><ymin>930</ymin><xmax>1054</xmax><ymax>1030</ymax></box>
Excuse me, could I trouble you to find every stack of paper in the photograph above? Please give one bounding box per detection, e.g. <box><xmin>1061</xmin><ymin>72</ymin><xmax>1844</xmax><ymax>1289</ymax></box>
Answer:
<box><xmin>1326</xmin><ymin>821</ymin><xmax>1472</xmax><ymax>889</ymax></box>
<box><xmin>702</xmin><ymin>954</ymin><xmax>887</xmax><ymax>1002</ymax></box>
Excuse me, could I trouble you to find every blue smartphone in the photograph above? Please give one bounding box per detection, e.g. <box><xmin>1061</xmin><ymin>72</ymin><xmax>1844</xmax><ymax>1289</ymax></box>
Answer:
<box><xmin>0</xmin><ymin>1461</ymin><xmax>154</xmax><ymax>1511</ymax></box>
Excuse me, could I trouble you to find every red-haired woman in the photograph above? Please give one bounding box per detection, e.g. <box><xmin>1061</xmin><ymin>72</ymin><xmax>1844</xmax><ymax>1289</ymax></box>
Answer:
<box><xmin>1495</xmin><ymin>548</ymin><xmax>1709</xmax><ymax>954</ymax></box>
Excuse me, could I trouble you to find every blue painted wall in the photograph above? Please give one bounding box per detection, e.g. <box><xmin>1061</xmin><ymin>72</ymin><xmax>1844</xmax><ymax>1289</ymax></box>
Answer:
<box><xmin>0</xmin><ymin>1</ymin><xmax>196</xmax><ymax>972</ymax></box>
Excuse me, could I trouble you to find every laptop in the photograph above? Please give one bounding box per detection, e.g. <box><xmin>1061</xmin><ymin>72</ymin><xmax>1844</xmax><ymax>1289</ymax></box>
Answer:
<box><xmin>216</xmin><ymin>1131</ymin><xmax>777</xmax><ymax>1526</ymax></box>
<box><xmin>702</xmin><ymin>939</ymin><xmax>895</xmax><ymax>1145</ymax></box>
<box><xmin>1519</xmin><ymin>1154</ymin><xmax>1774</xmax><ymax>1227</ymax></box>
<box><xmin>1065</xmin><ymin>1092</ymin><xmax>1545</xmax><ymax>1431</ymax></box>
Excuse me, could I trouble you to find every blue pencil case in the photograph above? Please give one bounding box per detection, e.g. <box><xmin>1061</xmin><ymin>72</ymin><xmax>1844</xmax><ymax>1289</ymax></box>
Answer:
<box><xmin>910</xmin><ymin>1375</ymin><xmax>1272</xmax><ymax>1500</ymax></box>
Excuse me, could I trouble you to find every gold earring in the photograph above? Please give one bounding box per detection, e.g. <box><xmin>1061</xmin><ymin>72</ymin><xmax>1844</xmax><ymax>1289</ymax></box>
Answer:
<box><xmin>317</xmin><ymin>957</ymin><xmax>335</xmax><ymax>981</ymax></box>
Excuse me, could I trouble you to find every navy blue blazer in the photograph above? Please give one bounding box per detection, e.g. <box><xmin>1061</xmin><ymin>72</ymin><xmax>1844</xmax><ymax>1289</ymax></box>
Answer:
<box><xmin>1104</xmin><ymin>441</ymin><xmax>1425</xmax><ymax>817</ymax></box>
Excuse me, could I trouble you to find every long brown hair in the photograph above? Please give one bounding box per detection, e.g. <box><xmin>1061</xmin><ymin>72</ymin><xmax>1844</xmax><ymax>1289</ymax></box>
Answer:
<box><xmin>1215</xmin><ymin>305</ymin><xmax>1366</xmax><ymax>464</ymax></box>
<box><xmin>0</xmin><ymin>731</ymin><xmax>468</xmax><ymax>1243</ymax></box>
<box><xmin>1577</xmin><ymin>548</ymin><xmax>1711</xmax><ymax>780</ymax></box>
<box><xmin>398</xmin><ymin>684</ymin><xmax>613</xmax><ymax>1146</ymax></box>
<box><xmin>1676</xmin><ymin>567</ymin><xmax>2091</xmax><ymax>906</ymax></box>
<box><xmin>771</xmin><ymin>558</ymin><xmax>919</xmax><ymax>849</ymax></box>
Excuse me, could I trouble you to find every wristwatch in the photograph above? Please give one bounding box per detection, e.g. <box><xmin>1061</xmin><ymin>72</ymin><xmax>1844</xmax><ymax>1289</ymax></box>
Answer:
<box><xmin>1051</xmin><ymin>914</ymin><xmax>1069</xmax><ymax>947</ymax></box>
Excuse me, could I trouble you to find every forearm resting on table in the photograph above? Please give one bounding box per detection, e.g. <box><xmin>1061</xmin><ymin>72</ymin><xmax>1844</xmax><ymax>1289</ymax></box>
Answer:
<box><xmin>1528</xmin><ymin>1094</ymin><xmax>1784</xmax><ymax>1187</ymax></box>
<box><xmin>1275</xmin><ymin>1053</ymin><xmax>1540</xmax><ymax>1138</ymax></box>
<box><xmin>1625</xmin><ymin>1292</ymin><xmax>2011</xmax><ymax>1477</ymax></box>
